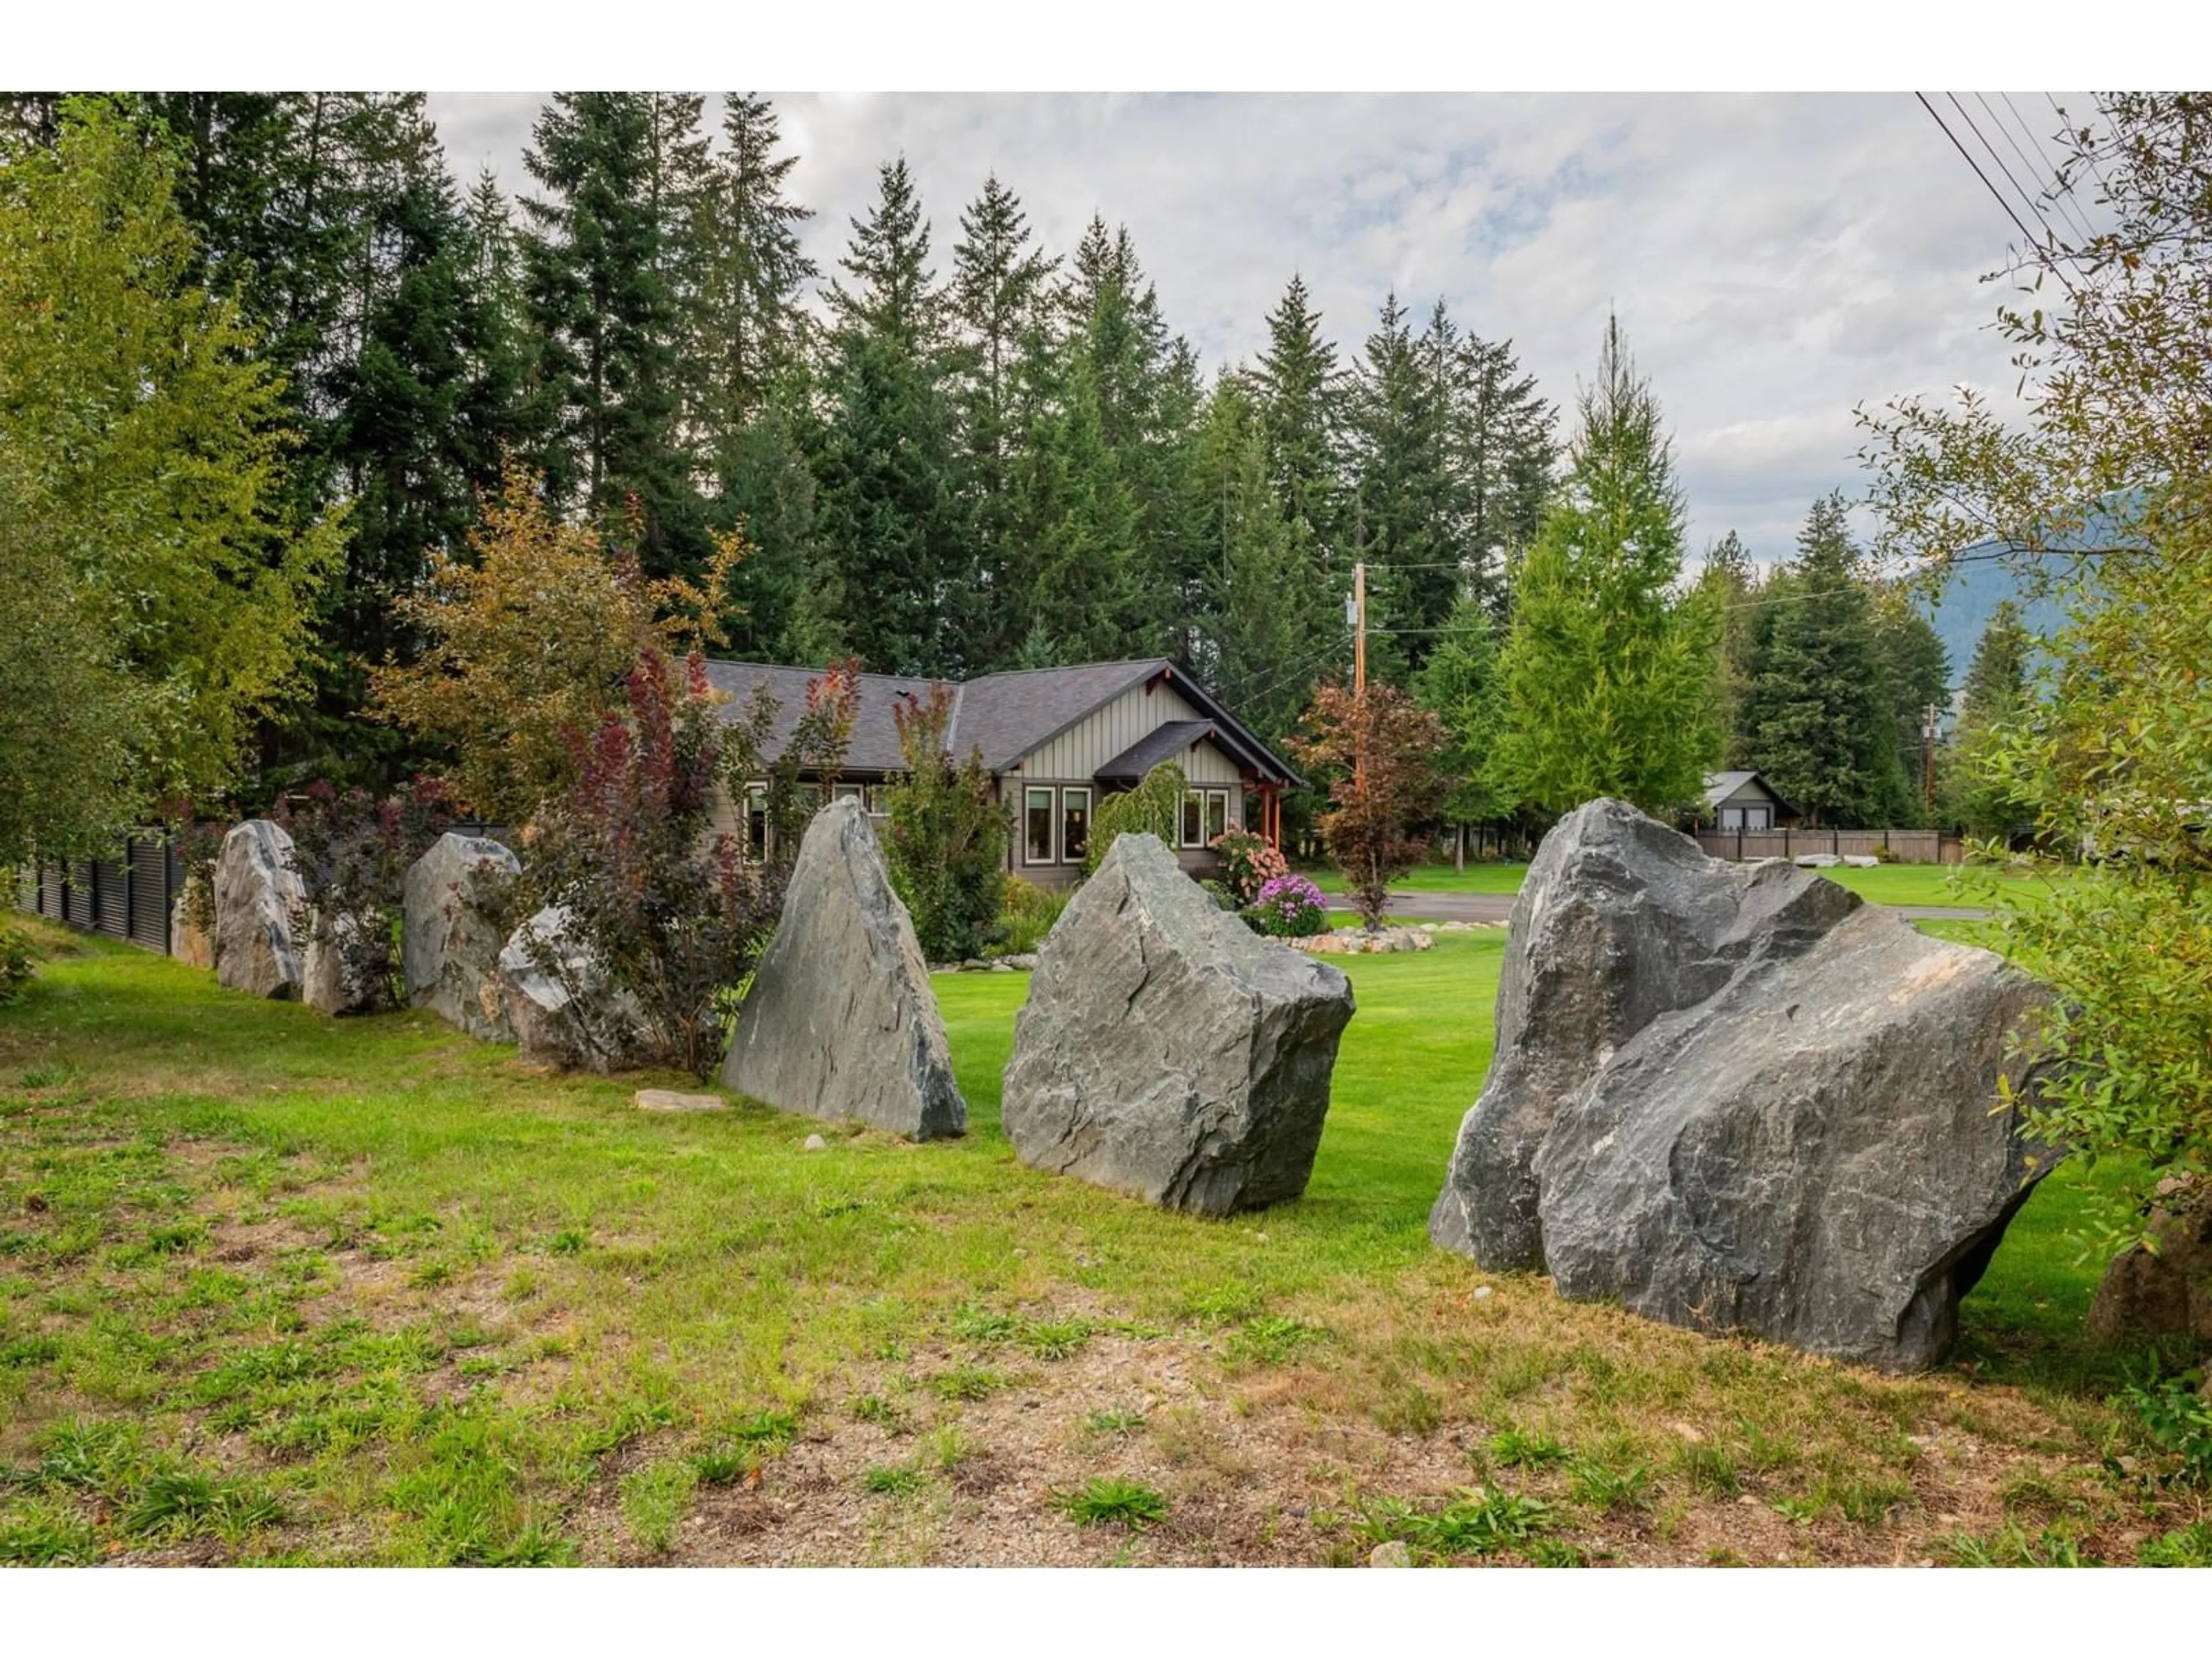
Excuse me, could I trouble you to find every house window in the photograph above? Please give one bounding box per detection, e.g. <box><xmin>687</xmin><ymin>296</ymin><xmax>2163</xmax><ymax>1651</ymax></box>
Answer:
<box><xmin>1719</xmin><ymin>805</ymin><xmax>1772</xmax><ymax>832</ymax></box>
<box><xmin>832</xmin><ymin>783</ymin><xmax>866</xmax><ymax>803</ymax></box>
<box><xmin>1025</xmin><ymin>787</ymin><xmax>1056</xmax><ymax>864</ymax></box>
<box><xmin>1181</xmin><ymin>789</ymin><xmax>1230</xmax><ymax>849</ymax></box>
<box><xmin>1061</xmin><ymin>788</ymin><xmax>1091</xmax><ymax>864</ymax></box>
<box><xmin>744</xmin><ymin>785</ymin><xmax>768</xmax><ymax>859</ymax></box>
<box><xmin>865</xmin><ymin>785</ymin><xmax>891</xmax><ymax>815</ymax></box>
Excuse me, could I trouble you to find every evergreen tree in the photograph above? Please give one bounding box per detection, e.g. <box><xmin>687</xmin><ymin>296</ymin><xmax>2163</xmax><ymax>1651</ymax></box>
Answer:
<box><xmin>692</xmin><ymin>93</ymin><xmax>815</xmax><ymax>444</ymax></box>
<box><xmin>1697</xmin><ymin>529</ymin><xmax>1760</xmax><ymax>766</ymax></box>
<box><xmin>1488</xmin><ymin>315</ymin><xmax>1718</xmax><ymax>816</ymax></box>
<box><xmin>1414</xmin><ymin>593</ymin><xmax>1509</xmax><ymax>829</ymax></box>
<box><xmin>815</xmin><ymin>160</ymin><xmax>972</xmax><ymax>675</ymax></box>
<box><xmin>1452</xmin><ymin>329</ymin><xmax>1556</xmax><ymax>617</ymax></box>
<box><xmin>1347</xmin><ymin>293</ymin><xmax>1456</xmax><ymax>681</ymax></box>
<box><xmin>950</xmin><ymin>174</ymin><xmax>1057</xmax><ymax>664</ymax></box>
<box><xmin>1944</xmin><ymin>599</ymin><xmax>2035</xmax><ymax>837</ymax></box>
<box><xmin>1869</xmin><ymin>588</ymin><xmax>1950</xmax><ymax>825</ymax></box>
<box><xmin>1741</xmin><ymin>493</ymin><xmax>1906</xmax><ymax>827</ymax></box>
<box><xmin>517</xmin><ymin>92</ymin><xmax>708</xmax><ymax>577</ymax></box>
<box><xmin>1252</xmin><ymin>274</ymin><xmax>1344</xmax><ymax>572</ymax></box>
<box><xmin>1189</xmin><ymin>376</ymin><xmax>1326</xmax><ymax>747</ymax></box>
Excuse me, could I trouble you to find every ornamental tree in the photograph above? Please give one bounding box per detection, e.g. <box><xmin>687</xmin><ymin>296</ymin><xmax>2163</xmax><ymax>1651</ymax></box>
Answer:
<box><xmin>1289</xmin><ymin>680</ymin><xmax>1449</xmax><ymax>931</ymax></box>
<box><xmin>1858</xmin><ymin>91</ymin><xmax>2212</xmax><ymax>1238</ymax></box>
<box><xmin>882</xmin><ymin>682</ymin><xmax>1009</xmax><ymax>962</ymax></box>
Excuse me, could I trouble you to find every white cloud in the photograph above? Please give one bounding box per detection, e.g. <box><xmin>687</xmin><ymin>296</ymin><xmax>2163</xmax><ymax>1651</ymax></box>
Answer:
<box><xmin>424</xmin><ymin>90</ymin><xmax>2066</xmax><ymax>561</ymax></box>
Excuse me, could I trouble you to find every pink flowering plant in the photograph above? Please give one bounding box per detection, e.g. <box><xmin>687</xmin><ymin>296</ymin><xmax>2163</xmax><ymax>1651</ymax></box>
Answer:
<box><xmin>1251</xmin><ymin>873</ymin><xmax>1329</xmax><ymax>938</ymax></box>
<box><xmin>1211</xmin><ymin>828</ymin><xmax>1288</xmax><ymax>905</ymax></box>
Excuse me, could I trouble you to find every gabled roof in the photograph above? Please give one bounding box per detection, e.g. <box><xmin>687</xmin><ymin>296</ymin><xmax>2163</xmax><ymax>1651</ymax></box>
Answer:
<box><xmin>1703</xmin><ymin>770</ymin><xmax>1796</xmax><ymax>817</ymax></box>
<box><xmin>702</xmin><ymin>657</ymin><xmax>1302</xmax><ymax>787</ymax></box>
<box><xmin>1095</xmin><ymin>720</ymin><xmax>1223</xmax><ymax>783</ymax></box>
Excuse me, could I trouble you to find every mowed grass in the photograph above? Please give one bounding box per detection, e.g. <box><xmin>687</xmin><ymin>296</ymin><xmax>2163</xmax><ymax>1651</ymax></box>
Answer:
<box><xmin>1306</xmin><ymin>857</ymin><xmax>2066</xmax><ymax>912</ymax></box>
<box><xmin>0</xmin><ymin>916</ymin><xmax>2192</xmax><ymax>1567</ymax></box>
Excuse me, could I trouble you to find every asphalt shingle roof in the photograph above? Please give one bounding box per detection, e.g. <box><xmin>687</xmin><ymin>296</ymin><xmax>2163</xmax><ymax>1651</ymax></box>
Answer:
<box><xmin>700</xmin><ymin>657</ymin><xmax>1300</xmax><ymax>785</ymax></box>
<box><xmin>1094</xmin><ymin>720</ymin><xmax>1221</xmax><ymax>783</ymax></box>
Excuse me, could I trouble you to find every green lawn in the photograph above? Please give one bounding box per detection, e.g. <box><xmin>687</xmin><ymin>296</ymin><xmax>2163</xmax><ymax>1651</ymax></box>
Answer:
<box><xmin>0</xmin><ymin>919</ymin><xmax>2192</xmax><ymax>1567</ymax></box>
<box><xmin>1308</xmin><ymin>858</ymin><xmax>2065</xmax><ymax>912</ymax></box>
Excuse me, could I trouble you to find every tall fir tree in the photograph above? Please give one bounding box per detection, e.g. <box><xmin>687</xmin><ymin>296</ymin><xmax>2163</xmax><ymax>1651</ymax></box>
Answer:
<box><xmin>1252</xmin><ymin>274</ymin><xmax>1344</xmax><ymax>571</ymax></box>
<box><xmin>517</xmin><ymin>92</ymin><xmax>709</xmax><ymax>578</ymax></box>
<box><xmin>1346</xmin><ymin>293</ymin><xmax>1456</xmax><ymax>682</ymax></box>
<box><xmin>1452</xmin><ymin>329</ymin><xmax>1556</xmax><ymax>617</ymax></box>
<box><xmin>1488</xmin><ymin>314</ymin><xmax>1719</xmax><ymax>816</ymax></box>
<box><xmin>1869</xmin><ymin>587</ymin><xmax>1950</xmax><ymax>825</ymax></box>
<box><xmin>815</xmin><ymin>158</ymin><xmax>974</xmax><ymax>675</ymax></box>
<box><xmin>692</xmin><ymin>93</ymin><xmax>815</xmax><ymax>444</ymax></box>
<box><xmin>949</xmin><ymin>174</ymin><xmax>1058</xmax><ymax>665</ymax></box>
<box><xmin>1741</xmin><ymin>493</ymin><xmax>1909</xmax><ymax>827</ymax></box>
<box><xmin>1697</xmin><ymin>529</ymin><xmax>1760</xmax><ymax>767</ymax></box>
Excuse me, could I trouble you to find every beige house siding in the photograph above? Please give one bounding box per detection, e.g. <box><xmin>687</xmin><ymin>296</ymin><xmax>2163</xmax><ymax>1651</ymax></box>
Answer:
<box><xmin>1003</xmin><ymin>774</ymin><xmax>1245</xmax><ymax>890</ymax></box>
<box><xmin>1014</xmin><ymin>680</ymin><xmax>1240</xmax><ymax>785</ymax></box>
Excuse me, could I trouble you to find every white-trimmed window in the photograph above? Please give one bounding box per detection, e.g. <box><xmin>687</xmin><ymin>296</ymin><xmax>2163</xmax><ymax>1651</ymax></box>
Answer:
<box><xmin>831</xmin><ymin>782</ymin><xmax>866</xmax><ymax>806</ymax></box>
<box><xmin>1182</xmin><ymin>788</ymin><xmax>1230</xmax><ymax>848</ymax></box>
<box><xmin>1025</xmin><ymin>787</ymin><xmax>1056</xmax><ymax>864</ymax></box>
<box><xmin>1061</xmin><ymin>787</ymin><xmax>1091</xmax><ymax>864</ymax></box>
<box><xmin>865</xmin><ymin>784</ymin><xmax>891</xmax><ymax>815</ymax></box>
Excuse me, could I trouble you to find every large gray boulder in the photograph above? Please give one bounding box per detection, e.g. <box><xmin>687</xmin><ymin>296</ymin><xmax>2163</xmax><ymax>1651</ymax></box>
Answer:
<box><xmin>302</xmin><ymin>911</ymin><xmax>380</xmax><ymax>1016</ymax></box>
<box><xmin>722</xmin><ymin>799</ymin><xmax>964</xmax><ymax>1139</ymax></box>
<box><xmin>495</xmin><ymin>905</ymin><xmax>638</xmax><ymax>1070</ymax></box>
<box><xmin>213</xmin><ymin>820</ymin><xmax>307</xmax><ymax>999</ymax></box>
<box><xmin>403</xmin><ymin>833</ymin><xmax>521</xmax><ymax>1040</ymax></box>
<box><xmin>1002</xmin><ymin>832</ymin><xmax>1355</xmax><ymax>1215</ymax></box>
<box><xmin>1429</xmin><ymin>798</ymin><xmax>2056</xmax><ymax>1372</ymax></box>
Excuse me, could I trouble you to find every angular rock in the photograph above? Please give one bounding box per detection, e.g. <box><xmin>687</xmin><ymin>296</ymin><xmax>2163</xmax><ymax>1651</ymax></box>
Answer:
<box><xmin>302</xmin><ymin>910</ymin><xmax>380</xmax><ymax>1016</ymax></box>
<box><xmin>2087</xmin><ymin>1178</ymin><xmax>2212</xmax><ymax>1346</ymax></box>
<box><xmin>722</xmin><ymin>799</ymin><xmax>965</xmax><ymax>1140</ymax></box>
<box><xmin>1430</xmin><ymin>798</ymin><xmax>2055</xmax><ymax>1373</ymax></box>
<box><xmin>214</xmin><ymin>820</ymin><xmax>306</xmax><ymax>999</ymax></box>
<box><xmin>494</xmin><ymin>906</ymin><xmax>638</xmax><ymax>1071</ymax></box>
<box><xmin>1002</xmin><ymin>832</ymin><xmax>1355</xmax><ymax>1216</ymax></box>
<box><xmin>170</xmin><ymin>887</ymin><xmax>213</xmax><ymax>969</ymax></box>
<box><xmin>403</xmin><ymin>833</ymin><xmax>521</xmax><ymax>1040</ymax></box>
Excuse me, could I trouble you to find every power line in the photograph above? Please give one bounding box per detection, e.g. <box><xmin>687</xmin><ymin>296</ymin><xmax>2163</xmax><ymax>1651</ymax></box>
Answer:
<box><xmin>1946</xmin><ymin>93</ymin><xmax>2065</xmax><ymax>255</ymax></box>
<box><xmin>1993</xmin><ymin>92</ymin><xmax>2100</xmax><ymax>246</ymax></box>
<box><xmin>1915</xmin><ymin>92</ymin><xmax>2066</xmax><ymax>289</ymax></box>
<box><xmin>1978</xmin><ymin>92</ymin><xmax>2097</xmax><ymax>248</ymax></box>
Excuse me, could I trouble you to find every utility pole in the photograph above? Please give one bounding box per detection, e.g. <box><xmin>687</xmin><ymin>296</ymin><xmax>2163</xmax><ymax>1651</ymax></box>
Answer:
<box><xmin>1923</xmin><ymin>703</ymin><xmax>1938</xmax><ymax>815</ymax></box>
<box><xmin>1353</xmin><ymin>560</ymin><xmax>1367</xmax><ymax>698</ymax></box>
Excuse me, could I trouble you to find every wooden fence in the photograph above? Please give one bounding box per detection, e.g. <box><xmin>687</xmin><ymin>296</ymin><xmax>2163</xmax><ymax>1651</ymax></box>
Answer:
<box><xmin>1692</xmin><ymin>827</ymin><xmax>1965</xmax><ymax>865</ymax></box>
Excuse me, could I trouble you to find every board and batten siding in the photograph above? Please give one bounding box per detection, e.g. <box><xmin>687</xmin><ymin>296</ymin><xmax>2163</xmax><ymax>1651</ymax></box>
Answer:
<box><xmin>1012</xmin><ymin>680</ymin><xmax>1242</xmax><ymax>786</ymax></box>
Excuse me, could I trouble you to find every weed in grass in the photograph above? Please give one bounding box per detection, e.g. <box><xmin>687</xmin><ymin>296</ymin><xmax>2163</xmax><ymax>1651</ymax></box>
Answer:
<box><xmin>123</xmin><ymin>1468</ymin><xmax>281</xmax><ymax>1541</ymax></box>
<box><xmin>1084</xmin><ymin>1409</ymin><xmax>1147</xmax><ymax>1437</ymax></box>
<box><xmin>726</xmin><ymin>1408</ymin><xmax>799</xmax><ymax>1451</ymax></box>
<box><xmin>1671</xmin><ymin>1442</ymin><xmax>1740</xmax><ymax>1498</ymax></box>
<box><xmin>929</xmin><ymin>1366</ymin><xmax>1011</xmax><ymax>1403</ymax></box>
<box><xmin>0</xmin><ymin>1497</ymin><xmax>100</xmax><ymax>1564</ymax></box>
<box><xmin>691</xmin><ymin>1446</ymin><xmax>757</xmax><ymax>1487</ymax></box>
<box><xmin>1771</xmin><ymin>1494</ymin><xmax>1823</xmax><ymax>1526</ymax></box>
<box><xmin>548</xmin><ymin>1228</ymin><xmax>589</xmax><ymax>1256</ymax></box>
<box><xmin>32</xmin><ymin>1416</ymin><xmax>148</xmax><ymax>1496</ymax></box>
<box><xmin>620</xmin><ymin>1460</ymin><xmax>697</xmax><ymax>1555</ymax></box>
<box><xmin>850</xmin><ymin>1395</ymin><xmax>907</xmax><ymax>1432</ymax></box>
<box><xmin>1999</xmin><ymin>1468</ymin><xmax>2084</xmax><ymax>1518</ymax></box>
<box><xmin>0</xmin><ymin>1335</ymin><xmax>62</xmax><ymax>1369</ymax></box>
<box><xmin>2137</xmin><ymin>1520</ymin><xmax>2212</xmax><ymax>1567</ymax></box>
<box><xmin>1489</xmin><ymin>1427</ymin><xmax>1569</xmax><ymax>1469</ymax></box>
<box><xmin>1942</xmin><ymin>1521</ymin><xmax>2090</xmax><ymax>1567</ymax></box>
<box><xmin>18</xmin><ymin>1063</ymin><xmax>78</xmax><ymax>1089</ymax></box>
<box><xmin>1178</xmin><ymin>1282</ymin><xmax>1266</xmax><ymax>1327</ymax></box>
<box><xmin>1356</xmin><ymin>1489</ymin><xmax>1554</xmax><ymax>1559</ymax></box>
<box><xmin>925</xmin><ymin>1427</ymin><xmax>978</xmax><ymax>1472</ymax></box>
<box><xmin>410</xmin><ymin>1259</ymin><xmax>453</xmax><ymax>1289</ymax></box>
<box><xmin>1052</xmin><ymin>1476</ymin><xmax>1169</xmax><ymax>1529</ymax></box>
<box><xmin>2117</xmin><ymin>1365</ymin><xmax>2212</xmax><ymax>1487</ymax></box>
<box><xmin>864</xmin><ymin>1464</ymin><xmax>929</xmax><ymax>1498</ymax></box>
<box><xmin>949</xmin><ymin>1302</ymin><xmax>1021</xmax><ymax>1343</ymax></box>
<box><xmin>1227</xmin><ymin>1315</ymin><xmax>1321</xmax><ymax>1366</ymax></box>
<box><xmin>1020</xmin><ymin>1317</ymin><xmax>1094</xmax><ymax>1361</ymax></box>
<box><xmin>1827</xmin><ymin>1474</ymin><xmax>1914</xmax><ymax>1527</ymax></box>
<box><xmin>1525</xmin><ymin>1539</ymin><xmax>1590</xmax><ymax>1567</ymax></box>
<box><xmin>1569</xmin><ymin>1458</ymin><xmax>1653</xmax><ymax>1514</ymax></box>
<box><xmin>1738</xmin><ymin>1419</ymin><xmax>1800</xmax><ymax>1475</ymax></box>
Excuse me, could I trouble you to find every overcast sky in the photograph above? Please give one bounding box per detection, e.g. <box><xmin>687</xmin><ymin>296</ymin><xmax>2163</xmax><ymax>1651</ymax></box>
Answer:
<box><xmin>423</xmin><ymin>90</ymin><xmax>2082</xmax><ymax>566</ymax></box>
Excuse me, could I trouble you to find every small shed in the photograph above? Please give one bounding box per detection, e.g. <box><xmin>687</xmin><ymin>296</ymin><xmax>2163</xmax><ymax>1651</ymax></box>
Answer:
<box><xmin>1701</xmin><ymin>771</ymin><xmax>1797</xmax><ymax>832</ymax></box>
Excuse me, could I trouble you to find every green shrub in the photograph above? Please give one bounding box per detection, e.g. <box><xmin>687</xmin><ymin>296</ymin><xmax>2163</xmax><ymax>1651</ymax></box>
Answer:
<box><xmin>994</xmin><ymin>876</ymin><xmax>1069</xmax><ymax>955</ymax></box>
<box><xmin>882</xmin><ymin>683</ymin><xmax>1009</xmax><ymax>962</ymax></box>
<box><xmin>1052</xmin><ymin>1476</ymin><xmax>1168</xmax><ymax>1529</ymax></box>
<box><xmin>1085</xmin><ymin>762</ymin><xmax>1185</xmax><ymax>876</ymax></box>
<box><xmin>0</xmin><ymin>917</ymin><xmax>33</xmax><ymax>1006</ymax></box>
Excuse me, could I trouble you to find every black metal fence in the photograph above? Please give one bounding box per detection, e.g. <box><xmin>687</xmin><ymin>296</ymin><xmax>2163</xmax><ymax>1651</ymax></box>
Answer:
<box><xmin>14</xmin><ymin>832</ymin><xmax>183</xmax><ymax>954</ymax></box>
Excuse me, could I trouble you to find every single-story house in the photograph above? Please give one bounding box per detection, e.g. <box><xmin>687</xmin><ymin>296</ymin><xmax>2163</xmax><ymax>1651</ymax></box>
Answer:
<box><xmin>703</xmin><ymin>658</ymin><xmax>1303</xmax><ymax>888</ymax></box>
<box><xmin>1699</xmin><ymin>770</ymin><xmax>1799</xmax><ymax>832</ymax></box>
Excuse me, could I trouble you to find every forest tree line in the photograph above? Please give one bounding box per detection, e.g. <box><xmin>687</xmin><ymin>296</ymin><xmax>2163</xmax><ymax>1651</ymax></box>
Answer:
<box><xmin>1</xmin><ymin>90</ymin><xmax>2020</xmax><ymax>864</ymax></box>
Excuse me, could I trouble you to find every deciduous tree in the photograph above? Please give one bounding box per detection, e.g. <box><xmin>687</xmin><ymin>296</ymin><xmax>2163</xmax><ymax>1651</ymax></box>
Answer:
<box><xmin>1289</xmin><ymin>680</ymin><xmax>1449</xmax><ymax>931</ymax></box>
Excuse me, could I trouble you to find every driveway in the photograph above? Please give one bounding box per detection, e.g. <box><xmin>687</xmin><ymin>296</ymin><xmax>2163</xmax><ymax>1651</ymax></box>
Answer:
<box><xmin>1327</xmin><ymin>893</ymin><xmax>1990</xmax><ymax>925</ymax></box>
